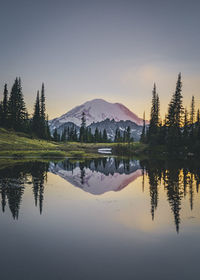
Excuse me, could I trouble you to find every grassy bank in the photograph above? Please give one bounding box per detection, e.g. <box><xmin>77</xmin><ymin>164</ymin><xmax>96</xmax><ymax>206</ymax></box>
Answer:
<box><xmin>0</xmin><ymin>128</ymin><xmax>116</xmax><ymax>158</ymax></box>
<box><xmin>0</xmin><ymin>128</ymin><xmax>66</xmax><ymax>158</ymax></box>
<box><xmin>0</xmin><ymin>127</ymin><xmax>152</xmax><ymax>159</ymax></box>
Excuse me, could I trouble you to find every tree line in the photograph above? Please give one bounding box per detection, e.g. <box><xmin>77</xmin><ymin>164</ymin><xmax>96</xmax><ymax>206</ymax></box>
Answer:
<box><xmin>0</xmin><ymin>79</ymin><xmax>134</xmax><ymax>143</ymax></box>
<box><xmin>0</xmin><ymin>78</ymin><xmax>50</xmax><ymax>139</ymax></box>
<box><xmin>53</xmin><ymin>112</ymin><xmax>110</xmax><ymax>143</ymax></box>
<box><xmin>53</xmin><ymin>111</ymin><xmax>134</xmax><ymax>143</ymax></box>
<box><xmin>140</xmin><ymin>73</ymin><xmax>200</xmax><ymax>155</ymax></box>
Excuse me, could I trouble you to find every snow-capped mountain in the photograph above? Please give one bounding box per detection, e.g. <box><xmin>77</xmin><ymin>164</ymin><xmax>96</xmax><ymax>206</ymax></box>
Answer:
<box><xmin>50</xmin><ymin>98</ymin><xmax>144</xmax><ymax>130</ymax></box>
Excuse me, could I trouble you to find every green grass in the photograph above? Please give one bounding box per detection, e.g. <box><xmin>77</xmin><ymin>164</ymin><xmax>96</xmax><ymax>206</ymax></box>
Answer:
<box><xmin>0</xmin><ymin>128</ymin><xmax>115</xmax><ymax>158</ymax></box>
<box><xmin>0</xmin><ymin>127</ymin><xmax>149</xmax><ymax>159</ymax></box>
<box><xmin>0</xmin><ymin>128</ymin><xmax>65</xmax><ymax>158</ymax></box>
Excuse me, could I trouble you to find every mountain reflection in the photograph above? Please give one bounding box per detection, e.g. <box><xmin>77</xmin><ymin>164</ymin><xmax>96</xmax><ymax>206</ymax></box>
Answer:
<box><xmin>0</xmin><ymin>158</ymin><xmax>199</xmax><ymax>233</ymax></box>
<box><xmin>49</xmin><ymin>158</ymin><xmax>142</xmax><ymax>195</ymax></box>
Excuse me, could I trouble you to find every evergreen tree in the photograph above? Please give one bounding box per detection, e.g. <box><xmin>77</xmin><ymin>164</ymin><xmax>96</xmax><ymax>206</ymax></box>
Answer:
<box><xmin>166</xmin><ymin>73</ymin><xmax>183</xmax><ymax>148</ymax></box>
<box><xmin>94</xmin><ymin>127</ymin><xmax>99</xmax><ymax>142</ymax></box>
<box><xmin>0</xmin><ymin>102</ymin><xmax>3</xmax><ymax>126</ymax></box>
<box><xmin>79</xmin><ymin>112</ymin><xmax>86</xmax><ymax>142</ymax></box>
<box><xmin>46</xmin><ymin>115</ymin><xmax>51</xmax><ymax>140</ymax></box>
<box><xmin>190</xmin><ymin>96</ymin><xmax>195</xmax><ymax>140</ymax></box>
<box><xmin>73</xmin><ymin>128</ymin><xmax>78</xmax><ymax>141</ymax></box>
<box><xmin>32</xmin><ymin>91</ymin><xmax>41</xmax><ymax>137</ymax></box>
<box><xmin>140</xmin><ymin>112</ymin><xmax>146</xmax><ymax>143</ymax></box>
<box><xmin>53</xmin><ymin>128</ymin><xmax>59</xmax><ymax>142</ymax></box>
<box><xmin>40</xmin><ymin>83</ymin><xmax>45</xmax><ymax>121</ymax></box>
<box><xmin>183</xmin><ymin>108</ymin><xmax>189</xmax><ymax>146</ymax></box>
<box><xmin>61</xmin><ymin>128</ymin><xmax>67</xmax><ymax>142</ymax></box>
<box><xmin>190</xmin><ymin>96</ymin><xmax>195</xmax><ymax>125</ymax></box>
<box><xmin>148</xmin><ymin>83</ymin><xmax>160</xmax><ymax>144</ymax></box>
<box><xmin>40</xmin><ymin>83</ymin><xmax>50</xmax><ymax>139</ymax></box>
<box><xmin>103</xmin><ymin>129</ymin><xmax>108</xmax><ymax>142</ymax></box>
<box><xmin>126</xmin><ymin>126</ymin><xmax>131</xmax><ymax>143</ymax></box>
<box><xmin>2</xmin><ymin>84</ymin><xmax>8</xmax><ymax>126</ymax></box>
<box><xmin>114</xmin><ymin>128</ymin><xmax>119</xmax><ymax>142</ymax></box>
<box><xmin>8</xmin><ymin>78</ymin><xmax>27</xmax><ymax>131</ymax></box>
<box><xmin>99</xmin><ymin>130</ymin><xmax>102</xmax><ymax>142</ymax></box>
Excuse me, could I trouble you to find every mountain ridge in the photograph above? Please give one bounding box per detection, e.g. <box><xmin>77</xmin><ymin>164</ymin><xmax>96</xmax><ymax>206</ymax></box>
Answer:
<box><xmin>50</xmin><ymin>98</ymin><xmax>144</xmax><ymax>130</ymax></box>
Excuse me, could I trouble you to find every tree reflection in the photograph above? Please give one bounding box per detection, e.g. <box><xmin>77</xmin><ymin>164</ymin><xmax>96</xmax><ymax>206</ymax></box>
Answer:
<box><xmin>0</xmin><ymin>161</ymin><xmax>49</xmax><ymax>218</ymax></box>
<box><xmin>141</xmin><ymin>159</ymin><xmax>200</xmax><ymax>233</ymax></box>
<box><xmin>0</xmin><ymin>157</ymin><xmax>200</xmax><ymax>233</ymax></box>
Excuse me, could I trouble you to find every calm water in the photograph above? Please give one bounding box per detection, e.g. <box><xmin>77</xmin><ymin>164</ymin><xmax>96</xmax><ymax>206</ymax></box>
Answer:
<box><xmin>0</xmin><ymin>157</ymin><xmax>200</xmax><ymax>280</ymax></box>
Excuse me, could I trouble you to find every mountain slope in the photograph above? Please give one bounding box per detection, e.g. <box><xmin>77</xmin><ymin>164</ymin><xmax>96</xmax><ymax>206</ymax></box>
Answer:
<box><xmin>50</xmin><ymin>99</ymin><xmax>144</xmax><ymax>130</ymax></box>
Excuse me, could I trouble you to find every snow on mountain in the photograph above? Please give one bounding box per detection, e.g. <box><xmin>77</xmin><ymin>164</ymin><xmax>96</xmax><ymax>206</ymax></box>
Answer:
<box><xmin>50</xmin><ymin>99</ymin><xmax>144</xmax><ymax>129</ymax></box>
<box><xmin>49</xmin><ymin>158</ymin><xmax>142</xmax><ymax>195</ymax></box>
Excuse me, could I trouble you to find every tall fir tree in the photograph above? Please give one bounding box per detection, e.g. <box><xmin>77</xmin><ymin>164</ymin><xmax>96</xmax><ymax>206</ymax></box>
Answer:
<box><xmin>148</xmin><ymin>83</ymin><xmax>160</xmax><ymax>144</ymax></box>
<box><xmin>79</xmin><ymin>112</ymin><xmax>86</xmax><ymax>142</ymax></box>
<box><xmin>32</xmin><ymin>91</ymin><xmax>41</xmax><ymax>137</ymax></box>
<box><xmin>2</xmin><ymin>84</ymin><xmax>8</xmax><ymax>126</ymax></box>
<box><xmin>61</xmin><ymin>128</ymin><xmax>67</xmax><ymax>142</ymax></box>
<box><xmin>40</xmin><ymin>83</ymin><xmax>50</xmax><ymax>139</ymax></box>
<box><xmin>166</xmin><ymin>73</ymin><xmax>183</xmax><ymax>148</ymax></box>
<box><xmin>190</xmin><ymin>96</ymin><xmax>195</xmax><ymax>140</ymax></box>
<box><xmin>0</xmin><ymin>102</ymin><xmax>3</xmax><ymax>126</ymax></box>
<box><xmin>53</xmin><ymin>128</ymin><xmax>60</xmax><ymax>142</ymax></box>
<box><xmin>126</xmin><ymin>126</ymin><xmax>131</xmax><ymax>143</ymax></box>
<box><xmin>103</xmin><ymin>129</ymin><xmax>108</xmax><ymax>142</ymax></box>
<box><xmin>140</xmin><ymin>112</ymin><xmax>146</xmax><ymax>143</ymax></box>
<box><xmin>8</xmin><ymin>78</ymin><xmax>27</xmax><ymax>131</ymax></box>
<box><xmin>183</xmin><ymin>108</ymin><xmax>189</xmax><ymax>146</ymax></box>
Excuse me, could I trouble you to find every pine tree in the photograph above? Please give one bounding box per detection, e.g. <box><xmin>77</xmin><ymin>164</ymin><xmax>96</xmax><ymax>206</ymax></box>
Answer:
<box><xmin>148</xmin><ymin>83</ymin><xmax>160</xmax><ymax>144</ymax></box>
<box><xmin>99</xmin><ymin>130</ymin><xmax>102</xmax><ymax>142</ymax></box>
<box><xmin>94</xmin><ymin>127</ymin><xmax>99</xmax><ymax>142</ymax></box>
<box><xmin>32</xmin><ymin>91</ymin><xmax>41</xmax><ymax>137</ymax></box>
<box><xmin>46</xmin><ymin>115</ymin><xmax>51</xmax><ymax>140</ymax></box>
<box><xmin>114</xmin><ymin>128</ymin><xmax>119</xmax><ymax>142</ymax></box>
<box><xmin>2</xmin><ymin>84</ymin><xmax>8</xmax><ymax>126</ymax></box>
<box><xmin>166</xmin><ymin>73</ymin><xmax>183</xmax><ymax>148</ymax></box>
<box><xmin>190</xmin><ymin>96</ymin><xmax>195</xmax><ymax>140</ymax></box>
<box><xmin>61</xmin><ymin>128</ymin><xmax>67</xmax><ymax>142</ymax></box>
<box><xmin>0</xmin><ymin>102</ymin><xmax>3</xmax><ymax>126</ymax></box>
<box><xmin>190</xmin><ymin>96</ymin><xmax>195</xmax><ymax>125</ymax></box>
<box><xmin>40</xmin><ymin>83</ymin><xmax>50</xmax><ymax>139</ymax></box>
<box><xmin>40</xmin><ymin>83</ymin><xmax>45</xmax><ymax>121</ymax></box>
<box><xmin>140</xmin><ymin>112</ymin><xmax>146</xmax><ymax>143</ymax></box>
<box><xmin>195</xmin><ymin>109</ymin><xmax>200</xmax><ymax>144</ymax></box>
<box><xmin>183</xmin><ymin>108</ymin><xmax>189</xmax><ymax>146</ymax></box>
<box><xmin>73</xmin><ymin>128</ymin><xmax>78</xmax><ymax>141</ymax></box>
<box><xmin>126</xmin><ymin>126</ymin><xmax>131</xmax><ymax>143</ymax></box>
<box><xmin>53</xmin><ymin>128</ymin><xmax>59</xmax><ymax>142</ymax></box>
<box><xmin>8</xmin><ymin>78</ymin><xmax>27</xmax><ymax>131</ymax></box>
<box><xmin>103</xmin><ymin>129</ymin><xmax>108</xmax><ymax>142</ymax></box>
<box><xmin>79</xmin><ymin>112</ymin><xmax>86</xmax><ymax>142</ymax></box>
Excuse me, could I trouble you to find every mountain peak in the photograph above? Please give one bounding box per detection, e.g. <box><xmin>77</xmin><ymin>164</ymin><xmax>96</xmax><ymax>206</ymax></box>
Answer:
<box><xmin>50</xmin><ymin>98</ymin><xmax>144</xmax><ymax>127</ymax></box>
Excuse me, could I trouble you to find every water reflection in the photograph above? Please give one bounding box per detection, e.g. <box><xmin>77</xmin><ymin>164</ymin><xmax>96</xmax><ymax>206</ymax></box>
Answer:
<box><xmin>0</xmin><ymin>157</ymin><xmax>199</xmax><ymax>233</ymax></box>
<box><xmin>0</xmin><ymin>161</ymin><xmax>49</xmax><ymax>218</ymax></box>
<box><xmin>140</xmin><ymin>159</ymin><xmax>200</xmax><ymax>233</ymax></box>
<box><xmin>49</xmin><ymin>158</ymin><xmax>142</xmax><ymax>195</ymax></box>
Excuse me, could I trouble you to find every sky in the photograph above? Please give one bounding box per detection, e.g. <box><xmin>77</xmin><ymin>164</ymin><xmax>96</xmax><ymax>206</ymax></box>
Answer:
<box><xmin>0</xmin><ymin>0</ymin><xmax>200</xmax><ymax>120</ymax></box>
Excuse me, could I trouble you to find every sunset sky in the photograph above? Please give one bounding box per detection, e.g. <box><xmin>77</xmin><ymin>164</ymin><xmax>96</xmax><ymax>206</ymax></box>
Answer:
<box><xmin>0</xmin><ymin>0</ymin><xmax>199</xmax><ymax>120</ymax></box>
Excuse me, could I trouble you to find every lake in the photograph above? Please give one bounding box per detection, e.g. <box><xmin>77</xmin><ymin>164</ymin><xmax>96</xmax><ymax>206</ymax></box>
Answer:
<box><xmin>0</xmin><ymin>157</ymin><xmax>200</xmax><ymax>280</ymax></box>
